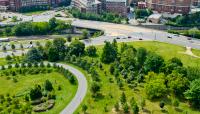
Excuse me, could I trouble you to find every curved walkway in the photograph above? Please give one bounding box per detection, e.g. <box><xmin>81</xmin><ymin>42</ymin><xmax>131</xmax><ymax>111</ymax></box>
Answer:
<box><xmin>57</xmin><ymin>63</ymin><xmax>87</xmax><ymax>114</ymax></box>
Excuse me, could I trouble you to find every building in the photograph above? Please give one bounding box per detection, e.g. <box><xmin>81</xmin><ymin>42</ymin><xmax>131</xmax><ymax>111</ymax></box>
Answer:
<box><xmin>192</xmin><ymin>0</ymin><xmax>200</xmax><ymax>7</ymax></box>
<box><xmin>105</xmin><ymin>0</ymin><xmax>128</xmax><ymax>16</ymax></box>
<box><xmin>147</xmin><ymin>13</ymin><xmax>162</xmax><ymax>23</ymax></box>
<box><xmin>71</xmin><ymin>0</ymin><xmax>101</xmax><ymax>14</ymax></box>
<box><xmin>146</xmin><ymin>0</ymin><xmax>192</xmax><ymax>14</ymax></box>
<box><xmin>0</xmin><ymin>0</ymin><xmax>62</xmax><ymax>11</ymax></box>
<box><xmin>0</xmin><ymin>0</ymin><xmax>9</xmax><ymax>11</ymax></box>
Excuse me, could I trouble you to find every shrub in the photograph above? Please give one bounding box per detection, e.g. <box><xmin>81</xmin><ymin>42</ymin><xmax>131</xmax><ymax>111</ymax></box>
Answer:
<box><xmin>44</xmin><ymin>80</ymin><xmax>53</xmax><ymax>91</ymax></box>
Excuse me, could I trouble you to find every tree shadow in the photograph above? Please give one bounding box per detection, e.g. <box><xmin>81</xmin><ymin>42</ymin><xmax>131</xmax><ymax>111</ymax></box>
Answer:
<box><xmin>142</xmin><ymin>108</ymin><xmax>151</xmax><ymax>114</ymax></box>
<box><xmin>161</xmin><ymin>109</ymin><xmax>169</xmax><ymax>114</ymax></box>
<box><xmin>175</xmin><ymin>107</ymin><xmax>183</xmax><ymax>112</ymax></box>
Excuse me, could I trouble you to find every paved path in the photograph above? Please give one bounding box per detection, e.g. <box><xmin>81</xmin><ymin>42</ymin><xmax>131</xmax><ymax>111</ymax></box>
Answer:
<box><xmin>57</xmin><ymin>63</ymin><xmax>87</xmax><ymax>114</ymax></box>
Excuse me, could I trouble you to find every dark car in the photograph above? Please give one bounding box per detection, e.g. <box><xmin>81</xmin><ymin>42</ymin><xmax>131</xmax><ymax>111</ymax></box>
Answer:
<box><xmin>116</xmin><ymin>37</ymin><xmax>120</xmax><ymax>39</ymax></box>
<box><xmin>139</xmin><ymin>38</ymin><xmax>143</xmax><ymax>40</ymax></box>
<box><xmin>187</xmin><ymin>37</ymin><xmax>192</xmax><ymax>40</ymax></box>
<box><xmin>128</xmin><ymin>36</ymin><xmax>132</xmax><ymax>38</ymax></box>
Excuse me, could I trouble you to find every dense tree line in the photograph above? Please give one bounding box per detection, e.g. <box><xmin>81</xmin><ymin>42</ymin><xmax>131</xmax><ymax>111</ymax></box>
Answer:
<box><xmin>135</xmin><ymin>9</ymin><xmax>153</xmax><ymax>19</ymax></box>
<box><xmin>167</xmin><ymin>12</ymin><xmax>200</xmax><ymax>27</ymax></box>
<box><xmin>19</xmin><ymin>5</ymin><xmax>50</xmax><ymax>13</ymax></box>
<box><xmin>2</xmin><ymin>18</ymin><xmax>71</xmax><ymax>36</ymax></box>
<box><xmin>168</xmin><ymin>28</ymin><xmax>200</xmax><ymax>39</ymax></box>
<box><xmin>68</xmin><ymin>8</ymin><xmax>127</xmax><ymax>24</ymax></box>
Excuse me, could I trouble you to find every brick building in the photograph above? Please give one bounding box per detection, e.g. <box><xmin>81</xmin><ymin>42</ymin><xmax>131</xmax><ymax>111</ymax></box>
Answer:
<box><xmin>146</xmin><ymin>0</ymin><xmax>192</xmax><ymax>14</ymax></box>
<box><xmin>71</xmin><ymin>0</ymin><xmax>101</xmax><ymax>14</ymax></box>
<box><xmin>0</xmin><ymin>0</ymin><xmax>62</xmax><ymax>11</ymax></box>
<box><xmin>105</xmin><ymin>0</ymin><xmax>128</xmax><ymax>16</ymax></box>
<box><xmin>0</xmin><ymin>0</ymin><xmax>9</xmax><ymax>11</ymax></box>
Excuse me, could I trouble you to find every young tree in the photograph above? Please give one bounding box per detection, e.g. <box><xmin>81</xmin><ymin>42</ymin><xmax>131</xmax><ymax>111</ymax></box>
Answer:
<box><xmin>123</xmin><ymin>103</ymin><xmax>129</xmax><ymax>113</ymax></box>
<box><xmin>101</xmin><ymin>41</ymin><xmax>117</xmax><ymax>63</ymax></box>
<box><xmin>2</xmin><ymin>45</ymin><xmax>6</xmax><ymax>52</ymax></box>
<box><xmin>67</xmin><ymin>35</ymin><xmax>72</xmax><ymax>42</ymax></box>
<box><xmin>20</xmin><ymin>43</ymin><xmax>24</xmax><ymax>51</ymax></box>
<box><xmin>30</xmin><ymin>85</ymin><xmax>42</xmax><ymax>100</ymax></box>
<box><xmin>69</xmin><ymin>40</ymin><xmax>85</xmax><ymax>56</ymax></box>
<box><xmin>44</xmin><ymin>80</ymin><xmax>53</xmax><ymax>91</ymax></box>
<box><xmin>90</xmin><ymin>81</ymin><xmax>101</xmax><ymax>97</ymax></box>
<box><xmin>166</xmin><ymin>71</ymin><xmax>189</xmax><ymax>96</ymax></box>
<box><xmin>82</xmin><ymin>104</ymin><xmax>88</xmax><ymax>114</ymax></box>
<box><xmin>49</xmin><ymin>17</ymin><xmax>57</xmax><ymax>30</ymax></box>
<box><xmin>25</xmin><ymin>47</ymin><xmax>43</xmax><ymax>63</ymax></box>
<box><xmin>120</xmin><ymin>92</ymin><xmax>126</xmax><ymax>104</ymax></box>
<box><xmin>11</xmin><ymin>44</ymin><xmax>16</xmax><ymax>51</ymax></box>
<box><xmin>86</xmin><ymin>45</ymin><xmax>97</xmax><ymax>56</ymax></box>
<box><xmin>53</xmin><ymin>38</ymin><xmax>66</xmax><ymax>60</ymax></box>
<box><xmin>132</xmin><ymin>103</ymin><xmax>139</xmax><ymax>114</ymax></box>
<box><xmin>114</xmin><ymin>101</ymin><xmax>119</xmax><ymax>111</ymax></box>
<box><xmin>81</xmin><ymin>29</ymin><xmax>89</xmax><ymax>39</ymax></box>
<box><xmin>160</xmin><ymin>100</ymin><xmax>165</xmax><ymax>109</ymax></box>
<box><xmin>5</xmin><ymin>55</ymin><xmax>12</xmax><ymax>62</ymax></box>
<box><xmin>144</xmin><ymin>53</ymin><xmax>164</xmax><ymax>73</ymax></box>
<box><xmin>145</xmin><ymin>73</ymin><xmax>167</xmax><ymax>99</ymax></box>
<box><xmin>48</xmin><ymin>46</ymin><xmax>59</xmax><ymax>62</ymax></box>
<box><xmin>172</xmin><ymin>98</ymin><xmax>180</xmax><ymax>108</ymax></box>
<box><xmin>136</xmin><ymin>47</ymin><xmax>147</xmax><ymax>68</ymax></box>
<box><xmin>184</xmin><ymin>79</ymin><xmax>200</xmax><ymax>108</ymax></box>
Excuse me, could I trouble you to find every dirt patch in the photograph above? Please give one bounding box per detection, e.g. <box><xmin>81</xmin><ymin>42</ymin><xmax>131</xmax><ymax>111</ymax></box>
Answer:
<box><xmin>179</xmin><ymin>47</ymin><xmax>200</xmax><ymax>58</ymax></box>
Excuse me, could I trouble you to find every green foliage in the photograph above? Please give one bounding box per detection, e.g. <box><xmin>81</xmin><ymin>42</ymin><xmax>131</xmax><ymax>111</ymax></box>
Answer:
<box><xmin>19</xmin><ymin>5</ymin><xmax>49</xmax><ymax>13</ymax></box>
<box><xmin>145</xmin><ymin>72</ymin><xmax>167</xmax><ymax>99</ymax></box>
<box><xmin>101</xmin><ymin>41</ymin><xmax>117</xmax><ymax>63</ymax></box>
<box><xmin>167</xmin><ymin>12</ymin><xmax>200</xmax><ymax>27</ymax></box>
<box><xmin>172</xmin><ymin>98</ymin><xmax>179</xmax><ymax>107</ymax></box>
<box><xmin>160</xmin><ymin>100</ymin><xmax>165</xmax><ymax>109</ymax></box>
<box><xmin>135</xmin><ymin>8</ymin><xmax>152</xmax><ymax>19</ymax></box>
<box><xmin>123</xmin><ymin>103</ymin><xmax>129</xmax><ymax>113</ymax></box>
<box><xmin>120</xmin><ymin>92</ymin><xmax>126</xmax><ymax>104</ymax></box>
<box><xmin>136</xmin><ymin>47</ymin><xmax>147</xmax><ymax>68</ymax></box>
<box><xmin>184</xmin><ymin>79</ymin><xmax>200</xmax><ymax>108</ymax></box>
<box><xmin>81</xmin><ymin>29</ymin><xmax>89</xmax><ymax>39</ymax></box>
<box><xmin>132</xmin><ymin>103</ymin><xmax>139</xmax><ymax>114</ymax></box>
<box><xmin>82</xmin><ymin>104</ymin><xmax>88</xmax><ymax>113</ymax></box>
<box><xmin>30</xmin><ymin>85</ymin><xmax>42</xmax><ymax>100</ymax></box>
<box><xmin>86</xmin><ymin>46</ymin><xmax>97</xmax><ymax>56</ymax></box>
<box><xmin>90</xmin><ymin>81</ymin><xmax>101</xmax><ymax>97</ymax></box>
<box><xmin>166</xmin><ymin>71</ymin><xmax>189</xmax><ymax>96</ymax></box>
<box><xmin>25</xmin><ymin>47</ymin><xmax>43</xmax><ymax>63</ymax></box>
<box><xmin>44</xmin><ymin>80</ymin><xmax>53</xmax><ymax>91</ymax></box>
<box><xmin>69</xmin><ymin>40</ymin><xmax>85</xmax><ymax>56</ymax></box>
<box><xmin>69</xmin><ymin>8</ymin><xmax>124</xmax><ymax>23</ymax></box>
<box><xmin>144</xmin><ymin>53</ymin><xmax>164</xmax><ymax>73</ymax></box>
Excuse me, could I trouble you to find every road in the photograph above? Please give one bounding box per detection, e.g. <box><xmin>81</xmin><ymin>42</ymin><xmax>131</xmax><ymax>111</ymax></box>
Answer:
<box><xmin>1</xmin><ymin>10</ymin><xmax>200</xmax><ymax>49</ymax></box>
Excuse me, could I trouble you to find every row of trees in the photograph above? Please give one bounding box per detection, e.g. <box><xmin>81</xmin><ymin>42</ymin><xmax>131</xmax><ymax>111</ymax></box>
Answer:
<box><xmin>69</xmin><ymin>8</ymin><xmax>127</xmax><ymax>24</ymax></box>
<box><xmin>24</xmin><ymin>38</ymin><xmax>97</xmax><ymax>63</ymax></box>
<box><xmin>2</xmin><ymin>18</ymin><xmax>71</xmax><ymax>36</ymax></box>
<box><xmin>167</xmin><ymin>12</ymin><xmax>200</xmax><ymax>27</ymax></box>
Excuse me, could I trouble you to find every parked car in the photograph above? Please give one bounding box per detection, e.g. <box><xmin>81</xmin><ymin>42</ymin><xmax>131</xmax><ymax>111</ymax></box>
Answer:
<box><xmin>187</xmin><ymin>37</ymin><xmax>192</xmax><ymax>40</ymax></box>
<box><xmin>167</xmin><ymin>35</ymin><xmax>172</xmax><ymax>38</ymax></box>
<box><xmin>128</xmin><ymin>36</ymin><xmax>132</xmax><ymax>38</ymax></box>
<box><xmin>139</xmin><ymin>38</ymin><xmax>143</xmax><ymax>40</ymax></box>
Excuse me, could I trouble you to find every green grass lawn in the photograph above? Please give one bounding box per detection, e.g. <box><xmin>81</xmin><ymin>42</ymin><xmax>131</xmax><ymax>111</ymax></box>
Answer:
<box><xmin>74</xmin><ymin>41</ymin><xmax>200</xmax><ymax>114</ymax></box>
<box><xmin>0</xmin><ymin>72</ymin><xmax>78</xmax><ymax>114</ymax></box>
<box><xmin>22</xmin><ymin>10</ymin><xmax>47</xmax><ymax>16</ymax></box>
